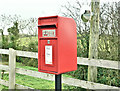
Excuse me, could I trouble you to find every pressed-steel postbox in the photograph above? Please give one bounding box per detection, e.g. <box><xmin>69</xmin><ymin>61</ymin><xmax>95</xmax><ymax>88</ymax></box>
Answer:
<box><xmin>38</xmin><ymin>16</ymin><xmax>77</xmax><ymax>74</ymax></box>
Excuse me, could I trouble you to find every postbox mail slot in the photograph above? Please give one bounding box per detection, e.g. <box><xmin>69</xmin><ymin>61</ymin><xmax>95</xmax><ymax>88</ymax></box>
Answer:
<box><xmin>38</xmin><ymin>24</ymin><xmax>57</xmax><ymax>28</ymax></box>
<box><xmin>39</xmin><ymin>37</ymin><xmax>58</xmax><ymax>40</ymax></box>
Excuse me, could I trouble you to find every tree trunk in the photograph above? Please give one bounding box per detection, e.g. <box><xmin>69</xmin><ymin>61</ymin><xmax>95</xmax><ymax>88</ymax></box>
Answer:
<box><xmin>88</xmin><ymin>0</ymin><xmax>100</xmax><ymax>82</ymax></box>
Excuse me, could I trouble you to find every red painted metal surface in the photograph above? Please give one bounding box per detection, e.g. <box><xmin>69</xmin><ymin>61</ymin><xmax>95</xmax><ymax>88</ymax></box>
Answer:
<box><xmin>38</xmin><ymin>16</ymin><xmax>77</xmax><ymax>74</ymax></box>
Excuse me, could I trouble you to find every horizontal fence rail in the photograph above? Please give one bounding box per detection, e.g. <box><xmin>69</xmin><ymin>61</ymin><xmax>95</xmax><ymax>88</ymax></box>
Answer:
<box><xmin>0</xmin><ymin>79</ymin><xmax>34</xmax><ymax>89</ymax></box>
<box><xmin>0</xmin><ymin>49</ymin><xmax>120</xmax><ymax>90</ymax></box>
<box><xmin>0</xmin><ymin>49</ymin><xmax>9</xmax><ymax>55</ymax></box>
<box><xmin>77</xmin><ymin>57</ymin><xmax>120</xmax><ymax>70</ymax></box>
<box><xmin>0</xmin><ymin>65</ymin><xmax>9</xmax><ymax>71</ymax></box>
<box><xmin>0</xmin><ymin>49</ymin><xmax>119</xmax><ymax>70</ymax></box>
<box><xmin>16</xmin><ymin>50</ymin><xmax>38</xmax><ymax>59</ymax></box>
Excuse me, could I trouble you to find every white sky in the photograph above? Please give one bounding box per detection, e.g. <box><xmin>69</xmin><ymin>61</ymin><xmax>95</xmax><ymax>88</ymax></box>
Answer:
<box><xmin>0</xmin><ymin>0</ymin><xmax>119</xmax><ymax>35</ymax></box>
<box><xmin>0</xmin><ymin>0</ymin><xmax>69</xmax><ymax>19</ymax></box>
<box><xmin>0</xmin><ymin>0</ymin><xmax>119</xmax><ymax>19</ymax></box>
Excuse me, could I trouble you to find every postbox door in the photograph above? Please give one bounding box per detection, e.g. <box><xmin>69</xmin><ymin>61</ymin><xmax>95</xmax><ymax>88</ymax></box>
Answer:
<box><xmin>40</xmin><ymin>39</ymin><xmax>57</xmax><ymax>72</ymax></box>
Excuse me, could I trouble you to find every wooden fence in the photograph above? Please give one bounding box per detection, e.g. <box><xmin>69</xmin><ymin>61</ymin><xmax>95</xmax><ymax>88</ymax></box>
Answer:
<box><xmin>0</xmin><ymin>48</ymin><xmax>120</xmax><ymax>90</ymax></box>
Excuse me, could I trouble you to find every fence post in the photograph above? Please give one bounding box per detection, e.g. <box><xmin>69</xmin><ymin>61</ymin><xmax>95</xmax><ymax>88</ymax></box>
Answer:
<box><xmin>9</xmin><ymin>48</ymin><xmax>16</xmax><ymax>89</ymax></box>
<box><xmin>88</xmin><ymin>0</ymin><xmax>100</xmax><ymax>82</ymax></box>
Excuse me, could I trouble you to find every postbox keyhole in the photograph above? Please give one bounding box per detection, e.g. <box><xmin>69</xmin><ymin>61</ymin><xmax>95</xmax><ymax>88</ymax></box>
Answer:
<box><xmin>48</xmin><ymin>40</ymin><xmax>50</xmax><ymax>44</ymax></box>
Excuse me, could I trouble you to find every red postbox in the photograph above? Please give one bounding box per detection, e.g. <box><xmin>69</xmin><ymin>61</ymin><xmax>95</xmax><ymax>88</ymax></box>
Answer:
<box><xmin>38</xmin><ymin>15</ymin><xmax>77</xmax><ymax>75</ymax></box>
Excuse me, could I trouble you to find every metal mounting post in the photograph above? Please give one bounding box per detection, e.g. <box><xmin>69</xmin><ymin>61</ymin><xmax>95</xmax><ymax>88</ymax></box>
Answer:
<box><xmin>55</xmin><ymin>74</ymin><xmax>62</xmax><ymax>91</ymax></box>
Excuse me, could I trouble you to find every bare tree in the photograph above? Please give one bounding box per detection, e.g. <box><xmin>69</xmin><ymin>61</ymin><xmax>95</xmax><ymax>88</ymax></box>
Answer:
<box><xmin>62</xmin><ymin>0</ymin><xmax>90</xmax><ymax>57</ymax></box>
<box><xmin>0</xmin><ymin>14</ymin><xmax>12</xmax><ymax>48</ymax></box>
<box><xmin>25</xmin><ymin>18</ymin><xmax>37</xmax><ymax>36</ymax></box>
<box><xmin>61</xmin><ymin>0</ymin><xmax>119</xmax><ymax>60</ymax></box>
<box><xmin>98</xmin><ymin>2</ymin><xmax>119</xmax><ymax>60</ymax></box>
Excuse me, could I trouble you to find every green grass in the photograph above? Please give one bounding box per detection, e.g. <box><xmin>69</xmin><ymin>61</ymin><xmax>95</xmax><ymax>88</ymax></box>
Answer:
<box><xmin>2</xmin><ymin>74</ymin><xmax>55</xmax><ymax>89</ymax></box>
<box><xmin>1</xmin><ymin>62</ymin><xmax>82</xmax><ymax>90</ymax></box>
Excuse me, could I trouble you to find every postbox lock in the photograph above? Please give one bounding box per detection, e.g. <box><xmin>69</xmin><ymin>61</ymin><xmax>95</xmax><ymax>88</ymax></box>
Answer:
<box><xmin>47</xmin><ymin>40</ymin><xmax>50</xmax><ymax>44</ymax></box>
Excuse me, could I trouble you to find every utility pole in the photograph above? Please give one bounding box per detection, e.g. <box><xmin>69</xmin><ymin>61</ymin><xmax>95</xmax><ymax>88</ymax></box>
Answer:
<box><xmin>88</xmin><ymin>0</ymin><xmax>100</xmax><ymax>82</ymax></box>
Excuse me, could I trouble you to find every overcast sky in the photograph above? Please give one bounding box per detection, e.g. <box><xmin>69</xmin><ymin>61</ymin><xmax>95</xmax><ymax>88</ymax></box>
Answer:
<box><xmin>0</xmin><ymin>0</ymin><xmax>69</xmax><ymax>18</ymax></box>
<box><xmin>0</xmin><ymin>0</ymin><xmax>120</xmax><ymax>19</ymax></box>
<box><xmin>0</xmin><ymin>0</ymin><xmax>119</xmax><ymax>35</ymax></box>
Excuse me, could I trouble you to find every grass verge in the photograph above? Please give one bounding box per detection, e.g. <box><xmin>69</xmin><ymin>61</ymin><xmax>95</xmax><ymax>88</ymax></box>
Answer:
<box><xmin>1</xmin><ymin>62</ymin><xmax>84</xmax><ymax>90</ymax></box>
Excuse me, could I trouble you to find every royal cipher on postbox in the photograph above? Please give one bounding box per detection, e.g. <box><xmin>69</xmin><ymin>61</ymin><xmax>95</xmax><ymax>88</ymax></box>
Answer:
<box><xmin>38</xmin><ymin>16</ymin><xmax>77</xmax><ymax>75</ymax></box>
